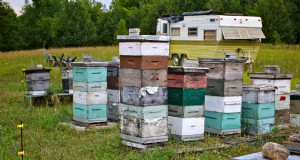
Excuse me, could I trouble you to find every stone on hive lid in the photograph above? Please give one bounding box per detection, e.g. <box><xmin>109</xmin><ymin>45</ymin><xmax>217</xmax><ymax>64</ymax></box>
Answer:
<box><xmin>262</xmin><ymin>142</ymin><xmax>290</xmax><ymax>160</ymax></box>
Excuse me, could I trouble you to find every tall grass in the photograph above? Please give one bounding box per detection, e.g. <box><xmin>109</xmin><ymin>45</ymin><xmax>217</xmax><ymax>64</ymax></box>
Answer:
<box><xmin>0</xmin><ymin>45</ymin><xmax>299</xmax><ymax>159</ymax></box>
<box><xmin>251</xmin><ymin>45</ymin><xmax>300</xmax><ymax>89</ymax></box>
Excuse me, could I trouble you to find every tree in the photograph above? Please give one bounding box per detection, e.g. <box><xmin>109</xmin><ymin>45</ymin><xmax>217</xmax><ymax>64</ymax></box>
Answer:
<box><xmin>252</xmin><ymin>0</ymin><xmax>294</xmax><ymax>44</ymax></box>
<box><xmin>56</xmin><ymin>0</ymin><xmax>97</xmax><ymax>47</ymax></box>
<box><xmin>0</xmin><ymin>0</ymin><xmax>19</xmax><ymax>51</ymax></box>
<box><xmin>114</xmin><ymin>19</ymin><xmax>128</xmax><ymax>43</ymax></box>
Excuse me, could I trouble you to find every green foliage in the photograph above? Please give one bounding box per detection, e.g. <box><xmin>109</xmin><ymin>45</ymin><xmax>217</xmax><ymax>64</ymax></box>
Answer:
<box><xmin>114</xmin><ymin>19</ymin><xmax>128</xmax><ymax>43</ymax></box>
<box><xmin>0</xmin><ymin>0</ymin><xmax>300</xmax><ymax>51</ymax></box>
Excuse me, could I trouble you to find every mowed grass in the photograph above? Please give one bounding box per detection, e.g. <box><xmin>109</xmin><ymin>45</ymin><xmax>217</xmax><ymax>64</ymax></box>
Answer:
<box><xmin>0</xmin><ymin>45</ymin><xmax>300</xmax><ymax>159</ymax></box>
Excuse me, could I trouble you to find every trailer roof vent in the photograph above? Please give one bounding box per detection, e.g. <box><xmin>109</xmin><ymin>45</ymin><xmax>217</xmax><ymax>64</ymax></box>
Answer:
<box><xmin>223</xmin><ymin>52</ymin><xmax>237</xmax><ymax>58</ymax></box>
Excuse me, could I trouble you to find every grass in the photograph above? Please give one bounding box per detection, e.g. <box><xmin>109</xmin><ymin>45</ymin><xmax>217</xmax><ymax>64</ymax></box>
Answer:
<box><xmin>0</xmin><ymin>45</ymin><xmax>300</xmax><ymax>159</ymax></box>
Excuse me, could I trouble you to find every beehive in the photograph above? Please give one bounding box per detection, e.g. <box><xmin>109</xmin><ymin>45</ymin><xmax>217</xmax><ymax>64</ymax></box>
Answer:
<box><xmin>242</xmin><ymin>85</ymin><xmax>276</xmax><ymax>135</ymax></box>
<box><xmin>167</xmin><ymin>66</ymin><xmax>209</xmax><ymax>141</ymax></box>
<box><xmin>106</xmin><ymin>61</ymin><xmax>120</xmax><ymax>121</ymax></box>
<box><xmin>118</xmin><ymin>35</ymin><xmax>170</xmax><ymax>149</ymax></box>
<box><xmin>199</xmin><ymin>58</ymin><xmax>244</xmax><ymax>135</ymax></box>
<box><xmin>72</xmin><ymin>62</ymin><xmax>108</xmax><ymax>124</ymax></box>
<box><xmin>248</xmin><ymin>69</ymin><xmax>292</xmax><ymax>126</ymax></box>
<box><xmin>23</xmin><ymin>68</ymin><xmax>51</xmax><ymax>94</ymax></box>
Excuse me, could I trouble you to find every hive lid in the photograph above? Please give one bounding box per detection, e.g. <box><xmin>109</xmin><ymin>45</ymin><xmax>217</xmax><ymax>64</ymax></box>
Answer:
<box><xmin>107</xmin><ymin>61</ymin><xmax>120</xmax><ymax>67</ymax></box>
<box><xmin>198</xmin><ymin>58</ymin><xmax>246</xmax><ymax>63</ymax></box>
<box><xmin>291</xmin><ymin>90</ymin><xmax>300</xmax><ymax>95</ymax></box>
<box><xmin>248</xmin><ymin>72</ymin><xmax>292</xmax><ymax>79</ymax></box>
<box><xmin>117</xmin><ymin>35</ymin><xmax>170</xmax><ymax>42</ymax></box>
<box><xmin>243</xmin><ymin>85</ymin><xmax>277</xmax><ymax>91</ymax></box>
<box><xmin>23</xmin><ymin>68</ymin><xmax>51</xmax><ymax>73</ymax></box>
<box><xmin>71</xmin><ymin>62</ymin><xmax>108</xmax><ymax>67</ymax></box>
<box><xmin>168</xmin><ymin>66</ymin><xmax>209</xmax><ymax>73</ymax></box>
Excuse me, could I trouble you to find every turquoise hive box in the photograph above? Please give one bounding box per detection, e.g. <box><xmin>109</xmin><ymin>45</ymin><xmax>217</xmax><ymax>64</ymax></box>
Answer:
<box><xmin>73</xmin><ymin>103</ymin><xmax>107</xmax><ymax>123</ymax></box>
<box><xmin>242</xmin><ymin>102</ymin><xmax>275</xmax><ymax>120</ymax></box>
<box><xmin>204</xmin><ymin>111</ymin><xmax>241</xmax><ymax>130</ymax></box>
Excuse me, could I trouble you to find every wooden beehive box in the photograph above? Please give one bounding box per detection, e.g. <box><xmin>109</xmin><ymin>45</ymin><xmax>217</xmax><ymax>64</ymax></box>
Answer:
<box><xmin>275</xmin><ymin>94</ymin><xmax>290</xmax><ymax>110</ymax></box>
<box><xmin>248</xmin><ymin>73</ymin><xmax>292</xmax><ymax>95</ymax></box>
<box><xmin>206</xmin><ymin>79</ymin><xmax>243</xmax><ymax>96</ymax></box>
<box><xmin>118</xmin><ymin>35</ymin><xmax>170</xmax><ymax>56</ymax></box>
<box><xmin>120</xmin><ymin>86</ymin><xmax>167</xmax><ymax>106</ymax></box>
<box><xmin>73</xmin><ymin>90</ymin><xmax>107</xmax><ymax>105</ymax></box>
<box><xmin>107</xmin><ymin>89</ymin><xmax>120</xmax><ymax>103</ymax></box>
<box><xmin>73</xmin><ymin>82</ymin><xmax>107</xmax><ymax>92</ymax></box>
<box><xmin>241</xmin><ymin>118</ymin><xmax>275</xmax><ymax>135</ymax></box>
<box><xmin>120</xmin><ymin>68</ymin><xmax>167</xmax><ymax>87</ymax></box>
<box><xmin>120</xmin><ymin>56</ymin><xmax>168</xmax><ymax>69</ymax></box>
<box><xmin>23</xmin><ymin>68</ymin><xmax>51</xmax><ymax>91</ymax></box>
<box><xmin>205</xmin><ymin>96</ymin><xmax>242</xmax><ymax>113</ymax></box>
<box><xmin>168</xmin><ymin>105</ymin><xmax>204</xmax><ymax>118</ymax></box>
<box><xmin>199</xmin><ymin>58</ymin><xmax>245</xmax><ymax>80</ymax></box>
<box><xmin>73</xmin><ymin>103</ymin><xmax>107</xmax><ymax>123</ymax></box>
<box><xmin>242</xmin><ymin>86</ymin><xmax>276</xmax><ymax>104</ymax></box>
<box><xmin>120</xmin><ymin>116</ymin><xmax>168</xmax><ymax>138</ymax></box>
<box><xmin>275</xmin><ymin>109</ymin><xmax>290</xmax><ymax>125</ymax></box>
<box><xmin>107</xmin><ymin>77</ymin><xmax>120</xmax><ymax>90</ymax></box>
<box><xmin>168</xmin><ymin>88</ymin><xmax>205</xmax><ymax>106</ymax></box>
<box><xmin>204</xmin><ymin>111</ymin><xmax>241</xmax><ymax>130</ymax></box>
<box><xmin>168</xmin><ymin>116</ymin><xmax>205</xmax><ymax>139</ymax></box>
<box><xmin>167</xmin><ymin>66</ymin><xmax>209</xmax><ymax>88</ymax></box>
<box><xmin>72</xmin><ymin>62</ymin><xmax>108</xmax><ymax>83</ymax></box>
<box><xmin>242</xmin><ymin>102</ymin><xmax>275</xmax><ymax>120</ymax></box>
<box><xmin>120</xmin><ymin>104</ymin><xmax>167</xmax><ymax>119</ymax></box>
<box><xmin>107</xmin><ymin>61</ymin><xmax>119</xmax><ymax>77</ymax></box>
<box><xmin>107</xmin><ymin>102</ymin><xmax>120</xmax><ymax>120</ymax></box>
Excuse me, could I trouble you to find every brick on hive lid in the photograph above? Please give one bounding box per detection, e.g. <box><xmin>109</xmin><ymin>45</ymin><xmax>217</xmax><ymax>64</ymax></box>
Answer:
<box><xmin>223</xmin><ymin>52</ymin><xmax>237</xmax><ymax>58</ymax></box>
<box><xmin>264</xmin><ymin>65</ymin><xmax>280</xmax><ymax>74</ymax></box>
<box><xmin>129</xmin><ymin>28</ymin><xmax>140</xmax><ymax>36</ymax></box>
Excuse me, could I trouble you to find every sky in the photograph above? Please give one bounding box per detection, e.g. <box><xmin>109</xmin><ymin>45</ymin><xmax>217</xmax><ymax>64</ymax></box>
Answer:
<box><xmin>5</xmin><ymin>0</ymin><xmax>112</xmax><ymax>15</ymax></box>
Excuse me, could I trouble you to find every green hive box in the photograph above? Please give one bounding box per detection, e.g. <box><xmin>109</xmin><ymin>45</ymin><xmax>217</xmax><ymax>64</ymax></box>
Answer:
<box><xmin>204</xmin><ymin>111</ymin><xmax>241</xmax><ymax>130</ymax></box>
<box><xmin>168</xmin><ymin>105</ymin><xmax>204</xmax><ymax>118</ymax></box>
<box><xmin>73</xmin><ymin>67</ymin><xmax>107</xmax><ymax>82</ymax></box>
<box><xmin>73</xmin><ymin>103</ymin><xmax>107</xmax><ymax>123</ymax></box>
<box><xmin>242</xmin><ymin>102</ymin><xmax>275</xmax><ymax>120</ymax></box>
<box><xmin>242</xmin><ymin>118</ymin><xmax>275</xmax><ymax>135</ymax></box>
<box><xmin>168</xmin><ymin>88</ymin><xmax>205</xmax><ymax>106</ymax></box>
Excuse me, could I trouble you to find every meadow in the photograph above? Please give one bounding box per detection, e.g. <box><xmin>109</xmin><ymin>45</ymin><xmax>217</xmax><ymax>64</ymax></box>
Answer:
<box><xmin>0</xmin><ymin>45</ymin><xmax>300</xmax><ymax>159</ymax></box>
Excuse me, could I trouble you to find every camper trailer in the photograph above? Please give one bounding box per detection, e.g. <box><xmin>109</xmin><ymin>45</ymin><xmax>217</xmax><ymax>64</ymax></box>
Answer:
<box><xmin>156</xmin><ymin>11</ymin><xmax>265</xmax><ymax>60</ymax></box>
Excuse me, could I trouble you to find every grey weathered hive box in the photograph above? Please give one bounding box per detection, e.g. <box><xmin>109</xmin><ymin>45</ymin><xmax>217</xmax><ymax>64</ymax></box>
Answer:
<box><xmin>23</xmin><ymin>68</ymin><xmax>51</xmax><ymax>91</ymax></box>
<box><xmin>242</xmin><ymin>85</ymin><xmax>276</xmax><ymax>104</ymax></box>
<box><xmin>199</xmin><ymin>58</ymin><xmax>245</xmax><ymax>80</ymax></box>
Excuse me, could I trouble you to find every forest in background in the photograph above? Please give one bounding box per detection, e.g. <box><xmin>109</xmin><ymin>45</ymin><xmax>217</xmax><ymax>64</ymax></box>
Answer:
<box><xmin>0</xmin><ymin>0</ymin><xmax>299</xmax><ymax>51</ymax></box>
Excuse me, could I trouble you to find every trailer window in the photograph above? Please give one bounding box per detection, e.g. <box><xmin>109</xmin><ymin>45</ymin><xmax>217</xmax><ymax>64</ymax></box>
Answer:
<box><xmin>204</xmin><ymin>30</ymin><xmax>216</xmax><ymax>40</ymax></box>
<box><xmin>171</xmin><ymin>28</ymin><xmax>180</xmax><ymax>36</ymax></box>
<box><xmin>163</xmin><ymin>23</ymin><xmax>168</xmax><ymax>34</ymax></box>
<box><xmin>188</xmin><ymin>28</ymin><xmax>198</xmax><ymax>36</ymax></box>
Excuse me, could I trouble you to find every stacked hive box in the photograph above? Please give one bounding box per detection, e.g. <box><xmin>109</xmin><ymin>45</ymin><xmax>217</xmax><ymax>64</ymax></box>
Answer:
<box><xmin>167</xmin><ymin>67</ymin><xmax>209</xmax><ymax>141</ymax></box>
<box><xmin>199</xmin><ymin>58</ymin><xmax>245</xmax><ymax>135</ymax></box>
<box><xmin>107</xmin><ymin>61</ymin><xmax>120</xmax><ymax>121</ymax></box>
<box><xmin>242</xmin><ymin>86</ymin><xmax>276</xmax><ymax>135</ymax></box>
<box><xmin>117</xmin><ymin>35</ymin><xmax>170</xmax><ymax>149</ymax></box>
<box><xmin>72</xmin><ymin>62</ymin><xmax>108</xmax><ymax>124</ymax></box>
<box><xmin>61</xmin><ymin>68</ymin><xmax>73</xmax><ymax>93</ymax></box>
<box><xmin>248</xmin><ymin>65</ymin><xmax>292</xmax><ymax>126</ymax></box>
<box><xmin>291</xmin><ymin>84</ymin><xmax>300</xmax><ymax>110</ymax></box>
